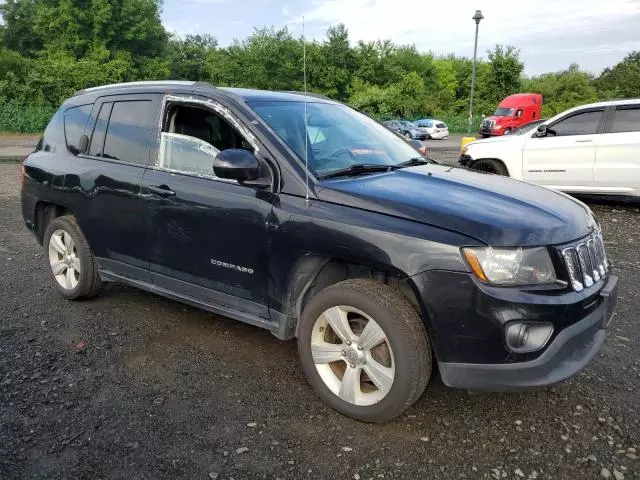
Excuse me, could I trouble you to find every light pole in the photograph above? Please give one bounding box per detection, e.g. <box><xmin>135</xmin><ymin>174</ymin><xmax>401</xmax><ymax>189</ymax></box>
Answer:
<box><xmin>468</xmin><ymin>9</ymin><xmax>484</xmax><ymax>135</ymax></box>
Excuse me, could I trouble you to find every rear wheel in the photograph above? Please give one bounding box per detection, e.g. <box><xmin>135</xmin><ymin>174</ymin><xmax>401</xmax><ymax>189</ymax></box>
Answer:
<box><xmin>44</xmin><ymin>215</ymin><xmax>101</xmax><ymax>300</ymax></box>
<box><xmin>297</xmin><ymin>279</ymin><xmax>431</xmax><ymax>423</ymax></box>
<box><xmin>471</xmin><ymin>159</ymin><xmax>509</xmax><ymax>176</ymax></box>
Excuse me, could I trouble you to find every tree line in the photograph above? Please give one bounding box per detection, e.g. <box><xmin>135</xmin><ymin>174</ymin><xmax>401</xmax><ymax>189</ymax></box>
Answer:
<box><xmin>0</xmin><ymin>0</ymin><xmax>638</xmax><ymax>132</ymax></box>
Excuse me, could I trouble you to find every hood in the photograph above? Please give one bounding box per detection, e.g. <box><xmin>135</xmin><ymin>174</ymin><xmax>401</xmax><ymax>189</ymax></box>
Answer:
<box><xmin>316</xmin><ymin>164</ymin><xmax>593</xmax><ymax>246</ymax></box>
<box><xmin>468</xmin><ymin>134</ymin><xmax>524</xmax><ymax>146</ymax></box>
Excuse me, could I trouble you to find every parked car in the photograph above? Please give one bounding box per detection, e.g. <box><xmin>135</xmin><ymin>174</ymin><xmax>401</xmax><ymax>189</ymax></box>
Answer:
<box><xmin>22</xmin><ymin>81</ymin><xmax>618</xmax><ymax>423</ymax></box>
<box><xmin>415</xmin><ymin>119</ymin><xmax>449</xmax><ymax>139</ymax></box>
<box><xmin>383</xmin><ymin>119</ymin><xmax>428</xmax><ymax>140</ymax></box>
<box><xmin>461</xmin><ymin>99</ymin><xmax>640</xmax><ymax>198</ymax></box>
<box><xmin>479</xmin><ymin>93</ymin><xmax>543</xmax><ymax>137</ymax></box>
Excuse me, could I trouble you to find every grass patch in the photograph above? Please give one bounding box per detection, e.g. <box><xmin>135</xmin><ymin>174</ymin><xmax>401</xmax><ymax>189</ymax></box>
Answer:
<box><xmin>0</xmin><ymin>105</ymin><xmax>56</xmax><ymax>133</ymax></box>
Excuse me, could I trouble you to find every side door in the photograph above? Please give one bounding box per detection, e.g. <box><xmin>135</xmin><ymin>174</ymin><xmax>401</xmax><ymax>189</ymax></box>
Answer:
<box><xmin>141</xmin><ymin>95</ymin><xmax>275</xmax><ymax>319</ymax></box>
<box><xmin>72</xmin><ymin>94</ymin><xmax>162</xmax><ymax>280</ymax></box>
<box><xmin>522</xmin><ymin>108</ymin><xmax>605</xmax><ymax>191</ymax></box>
<box><xmin>594</xmin><ymin>104</ymin><xmax>640</xmax><ymax>196</ymax></box>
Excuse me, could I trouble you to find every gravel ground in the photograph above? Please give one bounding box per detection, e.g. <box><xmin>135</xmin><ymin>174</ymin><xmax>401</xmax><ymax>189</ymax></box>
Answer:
<box><xmin>0</xmin><ymin>162</ymin><xmax>638</xmax><ymax>480</ymax></box>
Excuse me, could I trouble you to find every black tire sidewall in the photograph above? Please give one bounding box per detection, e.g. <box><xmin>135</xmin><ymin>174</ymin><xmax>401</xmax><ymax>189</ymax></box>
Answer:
<box><xmin>298</xmin><ymin>282</ymin><xmax>430</xmax><ymax>423</ymax></box>
<box><xmin>43</xmin><ymin>216</ymin><xmax>94</xmax><ymax>300</ymax></box>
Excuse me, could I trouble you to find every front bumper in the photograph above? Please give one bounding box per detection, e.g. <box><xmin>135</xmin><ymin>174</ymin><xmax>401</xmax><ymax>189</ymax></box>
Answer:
<box><xmin>408</xmin><ymin>271</ymin><xmax>618</xmax><ymax>391</ymax></box>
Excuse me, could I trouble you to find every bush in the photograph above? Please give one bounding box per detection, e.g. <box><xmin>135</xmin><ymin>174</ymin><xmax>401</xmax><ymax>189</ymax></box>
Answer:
<box><xmin>0</xmin><ymin>104</ymin><xmax>55</xmax><ymax>133</ymax></box>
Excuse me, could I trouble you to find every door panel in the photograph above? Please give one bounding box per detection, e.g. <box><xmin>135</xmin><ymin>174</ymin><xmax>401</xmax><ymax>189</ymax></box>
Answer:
<box><xmin>142</xmin><ymin>169</ymin><xmax>273</xmax><ymax>315</ymax></box>
<box><xmin>523</xmin><ymin>109</ymin><xmax>604</xmax><ymax>190</ymax></box>
<box><xmin>141</xmin><ymin>96</ymin><xmax>275</xmax><ymax>316</ymax></box>
<box><xmin>68</xmin><ymin>94</ymin><xmax>162</xmax><ymax>279</ymax></box>
<box><xmin>595</xmin><ymin>106</ymin><xmax>640</xmax><ymax>195</ymax></box>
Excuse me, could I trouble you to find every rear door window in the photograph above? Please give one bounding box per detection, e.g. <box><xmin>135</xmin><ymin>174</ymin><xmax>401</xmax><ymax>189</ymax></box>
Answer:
<box><xmin>610</xmin><ymin>106</ymin><xmax>640</xmax><ymax>133</ymax></box>
<box><xmin>102</xmin><ymin>100</ymin><xmax>155</xmax><ymax>164</ymax></box>
<box><xmin>64</xmin><ymin>104</ymin><xmax>92</xmax><ymax>154</ymax></box>
<box><xmin>89</xmin><ymin>102</ymin><xmax>112</xmax><ymax>157</ymax></box>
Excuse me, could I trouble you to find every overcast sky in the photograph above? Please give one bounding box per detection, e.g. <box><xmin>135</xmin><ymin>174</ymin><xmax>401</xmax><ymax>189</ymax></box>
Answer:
<box><xmin>162</xmin><ymin>0</ymin><xmax>640</xmax><ymax>76</ymax></box>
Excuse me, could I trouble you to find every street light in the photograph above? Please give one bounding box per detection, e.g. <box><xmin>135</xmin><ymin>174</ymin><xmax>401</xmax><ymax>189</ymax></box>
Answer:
<box><xmin>468</xmin><ymin>9</ymin><xmax>484</xmax><ymax>135</ymax></box>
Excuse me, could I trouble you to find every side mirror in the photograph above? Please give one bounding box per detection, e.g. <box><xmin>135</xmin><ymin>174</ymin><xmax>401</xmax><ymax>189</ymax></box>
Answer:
<box><xmin>536</xmin><ymin>124</ymin><xmax>548</xmax><ymax>137</ymax></box>
<box><xmin>213</xmin><ymin>149</ymin><xmax>260</xmax><ymax>182</ymax></box>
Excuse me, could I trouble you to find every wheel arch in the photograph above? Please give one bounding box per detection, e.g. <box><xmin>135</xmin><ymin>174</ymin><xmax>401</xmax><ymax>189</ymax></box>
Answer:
<box><xmin>280</xmin><ymin>255</ymin><xmax>426</xmax><ymax>338</ymax></box>
<box><xmin>33</xmin><ymin>201</ymin><xmax>72</xmax><ymax>245</ymax></box>
<box><xmin>470</xmin><ymin>157</ymin><xmax>511</xmax><ymax>176</ymax></box>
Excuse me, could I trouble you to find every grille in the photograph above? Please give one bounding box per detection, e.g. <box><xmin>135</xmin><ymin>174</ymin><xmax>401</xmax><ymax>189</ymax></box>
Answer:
<box><xmin>481</xmin><ymin>119</ymin><xmax>494</xmax><ymax>129</ymax></box>
<box><xmin>561</xmin><ymin>231</ymin><xmax>609</xmax><ymax>292</ymax></box>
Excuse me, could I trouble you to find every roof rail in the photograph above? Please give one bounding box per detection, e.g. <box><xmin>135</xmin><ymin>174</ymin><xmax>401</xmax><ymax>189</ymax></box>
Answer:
<box><xmin>280</xmin><ymin>90</ymin><xmax>332</xmax><ymax>101</ymax></box>
<box><xmin>73</xmin><ymin>80</ymin><xmax>199</xmax><ymax>97</ymax></box>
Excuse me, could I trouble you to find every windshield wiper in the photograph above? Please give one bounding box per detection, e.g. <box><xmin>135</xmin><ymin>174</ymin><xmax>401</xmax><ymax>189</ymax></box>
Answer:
<box><xmin>319</xmin><ymin>163</ymin><xmax>393</xmax><ymax>180</ymax></box>
<box><xmin>391</xmin><ymin>157</ymin><xmax>433</xmax><ymax>169</ymax></box>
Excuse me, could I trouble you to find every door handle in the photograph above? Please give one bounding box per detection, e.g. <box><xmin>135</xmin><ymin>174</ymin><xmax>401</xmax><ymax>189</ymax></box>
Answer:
<box><xmin>575</xmin><ymin>139</ymin><xmax>593</xmax><ymax>143</ymax></box>
<box><xmin>147</xmin><ymin>185</ymin><xmax>176</xmax><ymax>197</ymax></box>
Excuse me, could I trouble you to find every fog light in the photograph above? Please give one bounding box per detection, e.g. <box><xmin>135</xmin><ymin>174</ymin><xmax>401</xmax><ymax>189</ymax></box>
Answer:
<box><xmin>505</xmin><ymin>322</ymin><xmax>554</xmax><ymax>353</ymax></box>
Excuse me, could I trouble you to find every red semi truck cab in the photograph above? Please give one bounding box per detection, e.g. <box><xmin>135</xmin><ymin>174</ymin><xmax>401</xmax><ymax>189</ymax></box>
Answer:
<box><xmin>479</xmin><ymin>93</ymin><xmax>543</xmax><ymax>137</ymax></box>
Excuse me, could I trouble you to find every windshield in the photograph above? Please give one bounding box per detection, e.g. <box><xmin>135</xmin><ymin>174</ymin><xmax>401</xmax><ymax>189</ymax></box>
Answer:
<box><xmin>250</xmin><ymin>101</ymin><xmax>421</xmax><ymax>178</ymax></box>
<box><xmin>494</xmin><ymin>107</ymin><xmax>515</xmax><ymax>117</ymax></box>
<box><xmin>400</xmin><ymin>121</ymin><xmax>417</xmax><ymax>128</ymax></box>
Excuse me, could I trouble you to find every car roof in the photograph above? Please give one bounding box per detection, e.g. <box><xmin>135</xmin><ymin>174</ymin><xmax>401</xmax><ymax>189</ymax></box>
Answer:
<box><xmin>564</xmin><ymin>98</ymin><xmax>640</xmax><ymax>109</ymax></box>
<box><xmin>72</xmin><ymin>81</ymin><xmax>336</xmax><ymax>105</ymax></box>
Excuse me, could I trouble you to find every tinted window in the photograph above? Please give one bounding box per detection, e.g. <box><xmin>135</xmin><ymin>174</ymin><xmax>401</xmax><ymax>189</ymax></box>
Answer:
<box><xmin>89</xmin><ymin>102</ymin><xmax>112</xmax><ymax>157</ymax></box>
<box><xmin>103</xmin><ymin>101</ymin><xmax>154</xmax><ymax>164</ymax></box>
<box><xmin>64</xmin><ymin>104</ymin><xmax>92</xmax><ymax>154</ymax></box>
<box><xmin>610</xmin><ymin>106</ymin><xmax>640</xmax><ymax>133</ymax></box>
<box><xmin>40</xmin><ymin>110</ymin><xmax>65</xmax><ymax>153</ymax></box>
<box><xmin>550</xmin><ymin>110</ymin><xmax>603</xmax><ymax>136</ymax></box>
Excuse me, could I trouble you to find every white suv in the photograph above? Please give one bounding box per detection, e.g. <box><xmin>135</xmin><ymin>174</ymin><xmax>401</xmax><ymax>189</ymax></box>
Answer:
<box><xmin>459</xmin><ymin>99</ymin><xmax>640</xmax><ymax>198</ymax></box>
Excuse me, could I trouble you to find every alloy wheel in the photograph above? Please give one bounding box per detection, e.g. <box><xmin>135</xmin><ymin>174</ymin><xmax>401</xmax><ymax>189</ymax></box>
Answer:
<box><xmin>310</xmin><ymin>305</ymin><xmax>395</xmax><ymax>406</ymax></box>
<box><xmin>48</xmin><ymin>229</ymin><xmax>80</xmax><ymax>290</ymax></box>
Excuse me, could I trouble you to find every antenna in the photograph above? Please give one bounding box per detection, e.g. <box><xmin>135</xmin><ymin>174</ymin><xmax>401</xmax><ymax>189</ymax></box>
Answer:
<box><xmin>303</xmin><ymin>16</ymin><xmax>310</xmax><ymax>207</ymax></box>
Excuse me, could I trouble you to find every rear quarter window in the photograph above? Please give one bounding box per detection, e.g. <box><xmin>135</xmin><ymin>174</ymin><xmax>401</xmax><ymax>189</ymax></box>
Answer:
<box><xmin>39</xmin><ymin>109</ymin><xmax>66</xmax><ymax>153</ymax></box>
<box><xmin>64</xmin><ymin>104</ymin><xmax>93</xmax><ymax>154</ymax></box>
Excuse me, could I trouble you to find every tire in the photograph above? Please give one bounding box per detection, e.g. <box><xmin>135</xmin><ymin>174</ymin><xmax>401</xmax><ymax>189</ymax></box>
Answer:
<box><xmin>471</xmin><ymin>158</ymin><xmax>509</xmax><ymax>176</ymax></box>
<box><xmin>297</xmin><ymin>279</ymin><xmax>431</xmax><ymax>423</ymax></box>
<box><xmin>504</xmin><ymin>127</ymin><xmax>512</xmax><ymax>135</ymax></box>
<box><xmin>43</xmin><ymin>215</ymin><xmax>102</xmax><ymax>300</ymax></box>
<box><xmin>404</xmin><ymin>131</ymin><xmax>412</xmax><ymax>139</ymax></box>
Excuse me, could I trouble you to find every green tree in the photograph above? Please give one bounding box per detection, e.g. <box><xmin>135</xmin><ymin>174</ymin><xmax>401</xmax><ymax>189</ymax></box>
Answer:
<box><xmin>167</xmin><ymin>34</ymin><xmax>217</xmax><ymax>81</ymax></box>
<box><xmin>485</xmin><ymin>45</ymin><xmax>524</xmax><ymax>103</ymax></box>
<box><xmin>596</xmin><ymin>51</ymin><xmax>640</xmax><ymax>98</ymax></box>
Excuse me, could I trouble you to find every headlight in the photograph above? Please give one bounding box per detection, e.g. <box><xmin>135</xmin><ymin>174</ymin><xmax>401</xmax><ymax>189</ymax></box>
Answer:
<box><xmin>462</xmin><ymin>246</ymin><xmax>557</xmax><ymax>285</ymax></box>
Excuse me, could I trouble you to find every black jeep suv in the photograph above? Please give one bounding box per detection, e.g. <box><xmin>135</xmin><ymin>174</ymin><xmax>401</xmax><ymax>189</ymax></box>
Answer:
<box><xmin>21</xmin><ymin>81</ymin><xmax>618</xmax><ymax>423</ymax></box>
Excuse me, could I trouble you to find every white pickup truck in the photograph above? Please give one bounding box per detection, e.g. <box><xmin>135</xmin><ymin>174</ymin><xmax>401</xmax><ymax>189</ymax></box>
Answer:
<box><xmin>459</xmin><ymin>99</ymin><xmax>640</xmax><ymax>198</ymax></box>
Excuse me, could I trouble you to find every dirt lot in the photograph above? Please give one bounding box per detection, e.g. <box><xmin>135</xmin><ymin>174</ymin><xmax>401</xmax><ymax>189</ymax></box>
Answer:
<box><xmin>1</xmin><ymin>160</ymin><xmax>638</xmax><ymax>480</ymax></box>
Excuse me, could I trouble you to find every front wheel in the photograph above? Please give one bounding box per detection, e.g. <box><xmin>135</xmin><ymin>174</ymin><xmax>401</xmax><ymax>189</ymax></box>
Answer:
<box><xmin>297</xmin><ymin>279</ymin><xmax>432</xmax><ymax>423</ymax></box>
<box><xmin>404</xmin><ymin>131</ymin><xmax>412</xmax><ymax>139</ymax></box>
